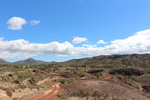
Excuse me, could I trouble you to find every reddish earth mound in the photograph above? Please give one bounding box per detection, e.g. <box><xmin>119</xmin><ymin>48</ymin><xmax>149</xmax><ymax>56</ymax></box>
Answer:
<box><xmin>64</xmin><ymin>80</ymin><xmax>149</xmax><ymax>100</ymax></box>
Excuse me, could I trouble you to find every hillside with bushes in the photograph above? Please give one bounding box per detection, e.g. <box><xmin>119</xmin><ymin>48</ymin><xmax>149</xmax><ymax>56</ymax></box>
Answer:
<box><xmin>0</xmin><ymin>54</ymin><xmax>150</xmax><ymax>100</ymax></box>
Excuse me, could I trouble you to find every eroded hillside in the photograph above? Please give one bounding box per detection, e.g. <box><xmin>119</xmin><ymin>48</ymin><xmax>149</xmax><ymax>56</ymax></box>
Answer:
<box><xmin>0</xmin><ymin>54</ymin><xmax>150</xmax><ymax>100</ymax></box>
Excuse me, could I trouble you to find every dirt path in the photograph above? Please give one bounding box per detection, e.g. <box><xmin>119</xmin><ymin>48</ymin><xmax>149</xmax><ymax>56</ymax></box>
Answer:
<box><xmin>0</xmin><ymin>94</ymin><xmax>7</xmax><ymax>97</ymax></box>
<box><xmin>23</xmin><ymin>83</ymin><xmax>61</xmax><ymax>100</ymax></box>
<box><xmin>103</xmin><ymin>75</ymin><xmax>113</xmax><ymax>80</ymax></box>
<box><xmin>0</xmin><ymin>94</ymin><xmax>9</xmax><ymax>100</ymax></box>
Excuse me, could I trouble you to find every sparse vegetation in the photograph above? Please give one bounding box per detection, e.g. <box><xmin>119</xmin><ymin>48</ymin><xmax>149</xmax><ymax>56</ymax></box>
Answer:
<box><xmin>0</xmin><ymin>54</ymin><xmax>150</xmax><ymax>100</ymax></box>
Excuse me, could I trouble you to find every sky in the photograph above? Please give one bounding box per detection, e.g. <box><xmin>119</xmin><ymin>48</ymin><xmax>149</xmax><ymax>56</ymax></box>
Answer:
<box><xmin>0</xmin><ymin>0</ymin><xmax>150</xmax><ymax>62</ymax></box>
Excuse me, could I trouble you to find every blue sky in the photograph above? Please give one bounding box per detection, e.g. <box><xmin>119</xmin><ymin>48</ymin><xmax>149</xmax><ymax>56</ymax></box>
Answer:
<box><xmin>1</xmin><ymin>0</ymin><xmax>150</xmax><ymax>62</ymax></box>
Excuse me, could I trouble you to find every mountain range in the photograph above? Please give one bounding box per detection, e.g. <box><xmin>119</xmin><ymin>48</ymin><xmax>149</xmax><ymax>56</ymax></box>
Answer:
<box><xmin>0</xmin><ymin>54</ymin><xmax>150</xmax><ymax>66</ymax></box>
<box><xmin>0</xmin><ymin>58</ymin><xmax>46</xmax><ymax>65</ymax></box>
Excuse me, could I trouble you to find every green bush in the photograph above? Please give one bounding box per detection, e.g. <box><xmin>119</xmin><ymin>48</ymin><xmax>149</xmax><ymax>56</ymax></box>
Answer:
<box><xmin>60</xmin><ymin>79</ymin><xmax>65</xmax><ymax>84</ymax></box>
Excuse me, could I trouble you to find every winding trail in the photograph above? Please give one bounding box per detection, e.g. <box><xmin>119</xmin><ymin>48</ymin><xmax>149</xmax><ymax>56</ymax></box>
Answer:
<box><xmin>23</xmin><ymin>72</ymin><xmax>113</xmax><ymax>100</ymax></box>
<box><xmin>23</xmin><ymin>83</ymin><xmax>61</xmax><ymax>100</ymax></box>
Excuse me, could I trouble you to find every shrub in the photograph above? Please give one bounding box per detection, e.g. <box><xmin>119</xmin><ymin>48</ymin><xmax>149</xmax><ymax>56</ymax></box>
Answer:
<box><xmin>78</xmin><ymin>90</ymin><xmax>89</xmax><ymax>98</ymax></box>
<box><xmin>79</xmin><ymin>74</ymin><xmax>85</xmax><ymax>77</ymax></box>
<box><xmin>92</xmin><ymin>91</ymin><xmax>99</xmax><ymax>97</ymax></box>
<box><xmin>6</xmin><ymin>91</ymin><xmax>12</xmax><ymax>97</ymax></box>
<box><xmin>60</xmin><ymin>79</ymin><xmax>65</xmax><ymax>84</ymax></box>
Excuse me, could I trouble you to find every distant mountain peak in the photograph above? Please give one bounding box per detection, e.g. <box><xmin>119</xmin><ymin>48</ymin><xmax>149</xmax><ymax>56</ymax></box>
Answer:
<box><xmin>14</xmin><ymin>58</ymin><xmax>46</xmax><ymax>65</ymax></box>
<box><xmin>27</xmin><ymin>58</ymin><xmax>35</xmax><ymax>61</ymax></box>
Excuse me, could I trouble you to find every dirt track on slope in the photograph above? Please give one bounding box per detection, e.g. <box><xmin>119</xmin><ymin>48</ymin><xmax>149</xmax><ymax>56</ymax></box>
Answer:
<box><xmin>23</xmin><ymin>83</ymin><xmax>61</xmax><ymax>100</ymax></box>
<box><xmin>23</xmin><ymin>74</ymin><xmax>113</xmax><ymax>100</ymax></box>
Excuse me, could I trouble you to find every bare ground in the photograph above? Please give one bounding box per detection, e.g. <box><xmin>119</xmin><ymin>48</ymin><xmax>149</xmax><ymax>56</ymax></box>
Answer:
<box><xmin>64</xmin><ymin>80</ymin><xmax>150</xmax><ymax>100</ymax></box>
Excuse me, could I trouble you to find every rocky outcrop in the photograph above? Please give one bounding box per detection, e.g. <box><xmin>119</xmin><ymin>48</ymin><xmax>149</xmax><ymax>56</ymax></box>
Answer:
<box><xmin>109</xmin><ymin>68</ymin><xmax>144</xmax><ymax>76</ymax></box>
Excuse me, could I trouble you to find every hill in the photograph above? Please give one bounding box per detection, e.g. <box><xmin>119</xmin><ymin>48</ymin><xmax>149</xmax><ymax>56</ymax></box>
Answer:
<box><xmin>0</xmin><ymin>54</ymin><xmax>150</xmax><ymax>100</ymax></box>
<box><xmin>14</xmin><ymin>58</ymin><xmax>46</xmax><ymax>65</ymax></box>
<box><xmin>65</xmin><ymin>54</ymin><xmax>150</xmax><ymax>68</ymax></box>
<box><xmin>0</xmin><ymin>58</ymin><xmax>9</xmax><ymax>64</ymax></box>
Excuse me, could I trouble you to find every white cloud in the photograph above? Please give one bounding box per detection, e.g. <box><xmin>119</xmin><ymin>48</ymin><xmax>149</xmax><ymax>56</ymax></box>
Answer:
<box><xmin>82</xmin><ymin>44</ymin><xmax>97</xmax><ymax>48</ymax></box>
<box><xmin>57</xmin><ymin>55</ymin><xmax>68</xmax><ymax>57</ymax></box>
<box><xmin>0</xmin><ymin>29</ymin><xmax>150</xmax><ymax>58</ymax></box>
<box><xmin>7</xmin><ymin>17</ymin><xmax>26</xmax><ymax>30</ymax></box>
<box><xmin>82</xmin><ymin>44</ymin><xmax>91</xmax><ymax>47</ymax></box>
<box><xmin>30</xmin><ymin>20</ymin><xmax>40</xmax><ymax>25</ymax></box>
<box><xmin>97</xmin><ymin>40</ymin><xmax>107</xmax><ymax>44</ymax></box>
<box><xmin>72</xmin><ymin>37</ymin><xmax>87</xmax><ymax>44</ymax></box>
<box><xmin>109</xmin><ymin>29</ymin><xmax>150</xmax><ymax>54</ymax></box>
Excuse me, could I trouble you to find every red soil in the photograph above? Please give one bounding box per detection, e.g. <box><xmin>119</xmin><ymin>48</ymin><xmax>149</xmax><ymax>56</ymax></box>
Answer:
<box><xmin>23</xmin><ymin>83</ymin><xmax>61</xmax><ymax>100</ymax></box>
<box><xmin>103</xmin><ymin>75</ymin><xmax>113</xmax><ymax>80</ymax></box>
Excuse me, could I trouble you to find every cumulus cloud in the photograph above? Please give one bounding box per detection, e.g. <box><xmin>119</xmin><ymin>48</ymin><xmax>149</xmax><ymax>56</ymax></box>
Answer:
<box><xmin>72</xmin><ymin>37</ymin><xmax>87</xmax><ymax>44</ymax></box>
<box><xmin>97</xmin><ymin>40</ymin><xmax>107</xmax><ymax>44</ymax></box>
<box><xmin>109</xmin><ymin>29</ymin><xmax>150</xmax><ymax>54</ymax></box>
<box><xmin>82</xmin><ymin>44</ymin><xmax>97</xmax><ymax>48</ymax></box>
<box><xmin>30</xmin><ymin>20</ymin><xmax>40</xmax><ymax>25</ymax></box>
<box><xmin>7</xmin><ymin>17</ymin><xmax>26</xmax><ymax>30</ymax></box>
<box><xmin>0</xmin><ymin>29</ymin><xmax>150</xmax><ymax>58</ymax></box>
